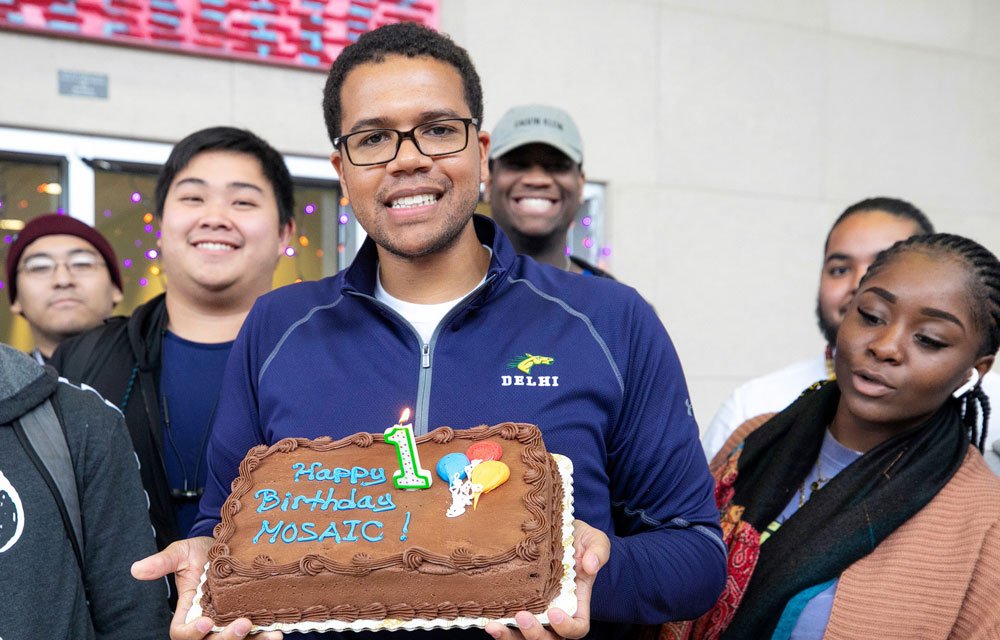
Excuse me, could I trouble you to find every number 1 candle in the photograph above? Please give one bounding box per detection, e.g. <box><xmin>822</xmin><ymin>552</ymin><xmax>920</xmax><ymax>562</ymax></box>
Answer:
<box><xmin>383</xmin><ymin>408</ymin><xmax>433</xmax><ymax>490</ymax></box>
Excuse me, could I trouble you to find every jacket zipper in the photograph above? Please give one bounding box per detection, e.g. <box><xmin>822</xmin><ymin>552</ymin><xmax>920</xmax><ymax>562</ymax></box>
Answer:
<box><xmin>347</xmin><ymin>272</ymin><xmax>497</xmax><ymax>434</ymax></box>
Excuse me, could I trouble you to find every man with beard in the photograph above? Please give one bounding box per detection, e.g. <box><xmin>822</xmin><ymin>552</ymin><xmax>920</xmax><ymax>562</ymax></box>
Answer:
<box><xmin>132</xmin><ymin>22</ymin><xmax>725</xmax><ymax>640</ymax></box>
<box><xmin>702</xmin><ymin>198</ymin><xmax>935</xmax><ymax>458</ymax></box>
<box><xmin>485</xmin><ymin>104</ymin><xmax>612</xmax><ymax>278</ymax></box>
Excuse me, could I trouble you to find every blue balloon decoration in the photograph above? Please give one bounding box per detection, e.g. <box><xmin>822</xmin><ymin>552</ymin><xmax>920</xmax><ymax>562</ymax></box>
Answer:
<box><xmin>437</xmin><ymin>452</ymin><xmax>471</xmax><ymax>484</ymax></box>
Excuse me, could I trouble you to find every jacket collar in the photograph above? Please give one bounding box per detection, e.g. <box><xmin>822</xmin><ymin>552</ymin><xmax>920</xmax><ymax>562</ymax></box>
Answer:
<box><xmin>342</xmin><ymin>214</ymin><xmax>516</xmax><ymax>298</ymax></box>
<box><xmin>126</xmin><ymin>292</ymin><xmax>168</xmax><ymax>371</ymax></box>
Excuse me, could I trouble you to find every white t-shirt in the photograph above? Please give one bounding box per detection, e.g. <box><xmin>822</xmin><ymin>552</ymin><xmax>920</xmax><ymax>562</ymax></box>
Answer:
<box><xmin>374</xmin><ymin>266</ymin><xmax>488</xmax><ymax>346</ymax></box>
<box><xmin>701</xmin><ymin>355</ymin><xmax>829</xmax><ymax>459</ymax></box>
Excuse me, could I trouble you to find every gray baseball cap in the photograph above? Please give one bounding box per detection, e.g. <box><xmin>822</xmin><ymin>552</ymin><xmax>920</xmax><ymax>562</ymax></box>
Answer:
<box><xmin>489</xmin><ymin>104</ymin><xmax>583</xmax><ymax>165</ymax></box>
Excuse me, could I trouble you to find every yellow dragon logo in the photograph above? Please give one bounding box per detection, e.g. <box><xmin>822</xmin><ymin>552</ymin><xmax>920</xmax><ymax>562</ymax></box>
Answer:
<box><xmin>507</xmin><ymin>353</ymin><xmax>554</xmax><ymax>374</ymax></box>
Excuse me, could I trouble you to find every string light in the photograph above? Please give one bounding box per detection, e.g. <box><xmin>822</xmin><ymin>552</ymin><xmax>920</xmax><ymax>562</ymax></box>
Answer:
<box><xmin>145</xmin><ymin>249</ymin><xmax>158</xmax><ymax>259</ymax></box>
<box><xmin>130</xmin><ymin>192</ymin><xmax>142</xmax><ymax>203</ymax></box>
<box><xmin>143</xmin><ymin>213</ymin><xmax>153</xmax><ymax>223</ymax></box>
<box><xmin>103</xmin><ymin>209</ymin><xmax>112</xmax><ymax>217</ymax></box>
<box><xmin>339</xmin><ymin>214</ymin><xmax>348</xmax><ymax>224</ymax></box>
<box><xmin>144</xmin><ymin>224</ymin><xmax>153</xmax><ymax>233</ymax></box>
<box><xmin>581</xmin><ymin>216</ymin><xmax>592</xmax><ymax>227</ymax></box>
<box><xmin>304</xmin><ymin>204</ymin><xmax>316</xmax><ymax>214</ymax></box>
<box><xmin>340</xmin><ymin>197</ymin><xmax>349</xmax><ymax>206</ymax></box>
<box><xmin>285</xmin><ymin>247</ymin><xmax>295</xmax><ymax>257</ymax></box>
<box><xmin>123</xmin><ymin>259</ymin><xmax>132</xmax><ymax>268</ymax></box>
<box><xmin>139</xmin><ymin>277</ymin><xmax>148</xmax><ymax>287</ymax></box>
<box><xmin>299</xmin><ymin>235</ymin><xmax>309</xmax><ymax>246</ymax></box>
<box><xmin>601</xmin><ymin>247</ymin><xmax>612</xmax><ymax>257</ymax></box>
<box><xmin>150</xmin><ymin>265</ymin><xmax>160</xmax><ymax>276</ymax></box>
<box><xmin>583</xmin><ymin>238</ymin><xmax>594</xmax><ymax>249</ymax></box>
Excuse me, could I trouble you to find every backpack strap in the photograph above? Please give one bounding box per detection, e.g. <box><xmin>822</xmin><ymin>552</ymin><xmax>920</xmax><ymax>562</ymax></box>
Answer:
<box><xmin>13</xmin><ymin>398</ymin><xmax>84</xmax><ymax>571</ymax></box>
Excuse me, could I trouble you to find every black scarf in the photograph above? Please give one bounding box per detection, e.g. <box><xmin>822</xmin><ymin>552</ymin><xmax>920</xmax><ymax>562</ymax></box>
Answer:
<box><xmin>720</xmin><ymin>381</ymin><xmax>969</xmax><ymax>640</ymax></box>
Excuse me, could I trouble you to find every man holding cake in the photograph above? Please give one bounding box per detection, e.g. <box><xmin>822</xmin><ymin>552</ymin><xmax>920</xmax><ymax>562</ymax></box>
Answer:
<box><xmin>133</xmin><ymin>23</ymin><xmax>725</xmax><ymax>640</ymax></box>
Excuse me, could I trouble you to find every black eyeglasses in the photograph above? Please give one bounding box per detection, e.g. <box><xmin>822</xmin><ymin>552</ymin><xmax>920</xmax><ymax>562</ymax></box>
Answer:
<box><xmin>334</xmin><ymin>118</ymin><xmax>479</xmax><ymax>166</ymax></box>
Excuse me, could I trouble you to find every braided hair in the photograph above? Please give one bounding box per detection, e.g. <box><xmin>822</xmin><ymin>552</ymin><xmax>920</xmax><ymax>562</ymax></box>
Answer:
<box><xmin>859</xmin><ymin>233</ymin><xmax>1000</xmax><ymax>451</ymax></box>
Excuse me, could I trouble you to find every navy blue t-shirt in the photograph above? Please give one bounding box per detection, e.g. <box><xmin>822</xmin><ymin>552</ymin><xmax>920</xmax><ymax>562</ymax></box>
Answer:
<box><xmin>159</xmin><ymin>331</ymin><xmax>234</xmax><ymax>537</ymax></box>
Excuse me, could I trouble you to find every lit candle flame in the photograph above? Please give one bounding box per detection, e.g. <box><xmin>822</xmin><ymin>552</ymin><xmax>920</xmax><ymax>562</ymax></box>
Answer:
<box><xmin>398</xmin><ymin>408</ymin><xmax>411</xmax><ymax>424</ymax></box>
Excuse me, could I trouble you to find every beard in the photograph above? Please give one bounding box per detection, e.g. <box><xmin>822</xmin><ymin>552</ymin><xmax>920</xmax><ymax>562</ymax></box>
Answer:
<box><xmin>815</xmin><ymin>297</ymin><xmax>839</xmax><ymax>347</ymax></box>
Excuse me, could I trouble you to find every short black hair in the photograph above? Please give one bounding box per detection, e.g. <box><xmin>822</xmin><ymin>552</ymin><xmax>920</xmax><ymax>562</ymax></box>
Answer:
<box><xmin>824</xmin><ymin>197</ymin><xmax>934</xmax><ymax>253</ymax></box>
<box><xmin>322</xmin><ymin>22</ymin><xmax>483</xmax><ymax>144</ymax></box>
<box><xmin>154</xmin><ymin>127</ymin><xmax>295</xmax><ymax>227</ymax></box>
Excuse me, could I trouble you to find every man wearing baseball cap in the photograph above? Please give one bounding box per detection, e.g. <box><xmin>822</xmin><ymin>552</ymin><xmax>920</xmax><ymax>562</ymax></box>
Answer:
<box><xmin>6</xmin><ymin>213</ymin><xmax>123</xmax><ymax>363</ymax></box>
<box><xmin>486</xmin><ymin>104</ymin><xmax>612</xmax><ymax>278</ymax></box>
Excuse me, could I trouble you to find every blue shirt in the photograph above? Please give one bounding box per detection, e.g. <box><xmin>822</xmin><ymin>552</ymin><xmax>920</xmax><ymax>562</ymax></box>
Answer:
<box><xmin>159</xmin><ymin>331</ymin><xmax>233</xmax><ymax>537</ymax></box>
<box><xmin>775</xmin><ymin>429</ymin><xmax>863</xmax><ymax>640</ymax></box>
<box><xmin>191</xmin><ymin>216</ymin><xmax>726</xmax><ymax>632</ymax></box>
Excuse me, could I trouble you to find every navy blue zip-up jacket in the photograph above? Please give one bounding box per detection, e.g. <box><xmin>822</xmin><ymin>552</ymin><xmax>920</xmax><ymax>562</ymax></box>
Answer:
<box><xmin>192</xmin><ymin>216</ymin><xmax>725</xmax><ymax>632</ymax></box>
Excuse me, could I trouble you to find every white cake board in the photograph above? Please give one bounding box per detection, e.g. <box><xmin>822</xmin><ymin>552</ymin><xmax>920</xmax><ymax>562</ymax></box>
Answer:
<box><xmin>188</xmin><ymin>453</ymin><xmax>577</xmax><ymax>633</ymax></box>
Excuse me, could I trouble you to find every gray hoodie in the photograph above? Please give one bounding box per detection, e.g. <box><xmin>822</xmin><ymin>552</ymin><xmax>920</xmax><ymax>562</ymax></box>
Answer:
<box><xmin>0</xmin><ymin>343</ymin><xmax>170</xmax><ymax>639</ymax></box>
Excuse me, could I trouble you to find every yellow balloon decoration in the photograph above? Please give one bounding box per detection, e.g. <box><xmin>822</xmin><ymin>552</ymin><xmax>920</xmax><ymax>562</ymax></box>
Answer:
<box><xmin>471</xmin><ymin>461</ymin><xmax>510</xmax><ymax>510</ymax></box>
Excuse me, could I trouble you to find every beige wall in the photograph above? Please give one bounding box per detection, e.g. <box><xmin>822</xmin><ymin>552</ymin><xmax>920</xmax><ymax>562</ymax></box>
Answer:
<box><xmin>3</xmin><ymin>0</ymin><xmax>1000</xmax><ymax>429</ymax></box>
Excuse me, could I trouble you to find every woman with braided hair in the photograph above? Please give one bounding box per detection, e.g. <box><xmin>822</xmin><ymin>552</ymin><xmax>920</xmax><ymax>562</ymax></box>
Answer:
<box><xmin>666</xmin><ymin>233</ymin><xmax>1000</xmax><ymax>640</ymax></box>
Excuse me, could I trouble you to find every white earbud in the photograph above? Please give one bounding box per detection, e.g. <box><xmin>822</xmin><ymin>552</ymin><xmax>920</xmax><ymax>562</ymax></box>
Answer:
<box><xmin>953</xmin><ymin>368</ymin><xmax>981</xmax><ymax>398</ymax></box>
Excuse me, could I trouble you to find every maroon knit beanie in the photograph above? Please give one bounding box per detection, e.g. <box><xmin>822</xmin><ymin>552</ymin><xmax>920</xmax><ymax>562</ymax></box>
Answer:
<box><xmin>5</xmin><ymin>213</ymin><xmax>123</xmax><ymax>303</ymax></box>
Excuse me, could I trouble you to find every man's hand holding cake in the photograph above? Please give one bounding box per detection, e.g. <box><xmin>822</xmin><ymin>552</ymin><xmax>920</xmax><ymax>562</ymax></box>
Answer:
<box><xmin>485</xmin><ymin>521</ymin><xmax>610</xmax><ymax>640</ymax></box>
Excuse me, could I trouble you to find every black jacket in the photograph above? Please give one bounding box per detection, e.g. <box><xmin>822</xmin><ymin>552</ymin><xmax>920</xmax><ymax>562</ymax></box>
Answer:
<box><xmin>51</xmin><ymin>293</ymin><xmax>178</xmax><ymax>553</ymax></box>
<box><xmin>0</xmin><ymin>343</ymin><xmax>170</xmax><ymax>638</ymax></box>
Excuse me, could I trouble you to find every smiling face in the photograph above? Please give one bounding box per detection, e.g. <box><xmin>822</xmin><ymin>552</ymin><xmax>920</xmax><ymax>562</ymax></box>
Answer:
<box><xmin>158</xmin><ymin>150</ymin><xmax>293</xmax><ymax>306</ymax></box>
<box><xmin>833</xmin><ymin>250</ymin><xmax>994</xmax><ymax>448</ymax></box>
<box><xmin>816</xmin><ymin>210</ymin><xmax>923</xmax><ymax>345</ymax></box>
<box><xmin>11</xmin><ymin>234</ymin><xmax>123</xmax><ymax>357</ymax></box>
<box><xmin>485</xmin><ymin>144</ymin><xmax>584</xmax><ymax>246</ymax></box>
<box><xmin>330</xmin><ymin>55</ymin><xmax>489</xmax><ymax>259</ymax></box>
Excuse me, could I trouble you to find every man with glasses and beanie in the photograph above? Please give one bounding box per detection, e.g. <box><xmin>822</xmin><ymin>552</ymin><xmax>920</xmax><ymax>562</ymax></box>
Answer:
<box><xmin>486</xmin><ymin>104</ymin><xmax>612</xmax><ymax>278</ymax></box>
<box><xmin>5</xmin><ymin>213</ymin><xmax>123</xmax><ymax>363</ymax></box>
<box><xmin>133</xmin><ymin>22</ymin><xmax>724</xmax><ymax>640</ymax></box>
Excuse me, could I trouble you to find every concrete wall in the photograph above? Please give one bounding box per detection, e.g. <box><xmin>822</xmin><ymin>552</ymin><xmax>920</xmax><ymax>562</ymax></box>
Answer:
<box><xmin>3</xmin><ymin>0</ymin><xmax>1000</xmax><ymax>430</ymax></box>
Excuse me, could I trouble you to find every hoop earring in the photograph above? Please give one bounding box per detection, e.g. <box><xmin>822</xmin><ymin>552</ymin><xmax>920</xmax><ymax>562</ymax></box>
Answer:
<box><xmin>953</xmin><ymin>368</ymin><xmax>981</xmax><ymax>398</ymax></box>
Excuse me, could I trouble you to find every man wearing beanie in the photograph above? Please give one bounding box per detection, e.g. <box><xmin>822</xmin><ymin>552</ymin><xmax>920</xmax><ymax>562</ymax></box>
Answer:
<box><xmin>486</xmin><ymin>104</ymin><xmax>612</xmax><ymax>278</ymax></box>
<box><xmin>6</xmin><ymin>213</ymin><xmax>123</xmax><ymax>363</ymax></box>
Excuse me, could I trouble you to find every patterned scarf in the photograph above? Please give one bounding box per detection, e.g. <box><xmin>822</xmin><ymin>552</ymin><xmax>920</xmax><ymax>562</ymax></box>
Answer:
<box><xmin>660</xmin><ymin>381</ymin><xmax>968</xmax><ymax>640</ymax></box>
